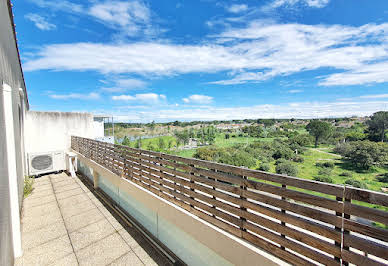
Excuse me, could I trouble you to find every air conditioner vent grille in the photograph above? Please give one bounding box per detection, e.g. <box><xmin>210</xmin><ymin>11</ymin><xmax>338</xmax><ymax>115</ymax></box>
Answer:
<box><xmin>31</xmin><ymin>155</ymin><xmax>53</xmax><ymax>171</ymax></box>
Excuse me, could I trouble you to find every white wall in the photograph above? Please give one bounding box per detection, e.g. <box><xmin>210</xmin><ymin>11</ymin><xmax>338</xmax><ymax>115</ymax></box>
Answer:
<box><xmin>92</xmin><ymin>120</ymin><xmax>104</xmax><ymax>138</ymax></box>
<box><xmin>1</xmin><ymin>0</ymin><xmax>30</xmax><ymax>263</ymax></box>
<box><xmin>25</xmin><ymin>111</ymin><xmax>95</xmax><ymax>154</ymax></box>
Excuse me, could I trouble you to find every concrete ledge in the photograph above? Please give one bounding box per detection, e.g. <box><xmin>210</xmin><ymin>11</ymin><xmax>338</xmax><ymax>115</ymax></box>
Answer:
<box><xmin>74</xmin><ymin>151</ymin><xmax>288</xmax><ymax>266</ymax></box>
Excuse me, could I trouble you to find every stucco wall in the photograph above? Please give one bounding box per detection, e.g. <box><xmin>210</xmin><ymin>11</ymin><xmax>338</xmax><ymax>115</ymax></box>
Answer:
<box><xmin>0</xmin><ymin>0</ymin><xmax>29</xmax><ymax>264</ymax></box>
<box><xmin>25</xmin><ymin>111</ymin><xmax>95</xmax><ymax>154</ymax></box>
<box><xmin>0</xmin><ymin>88</ymin><xmax>14</xmax><ymax>266</ymax></box>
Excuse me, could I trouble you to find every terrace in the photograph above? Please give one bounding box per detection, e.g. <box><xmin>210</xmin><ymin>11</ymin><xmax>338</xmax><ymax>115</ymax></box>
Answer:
<box><xmin>29</xmin><ymin>136</ymin><xmax>384</xmax><ymax>266</ymax></box>
<box><xmin>2</xmin><ymin>1</ymin><xmax>388</xmax><ymax>264</ymax></box>
<box><xmin>15</xmin><ymin>172</ymin><xmax>172</xmax><ymax>265</ymax></box>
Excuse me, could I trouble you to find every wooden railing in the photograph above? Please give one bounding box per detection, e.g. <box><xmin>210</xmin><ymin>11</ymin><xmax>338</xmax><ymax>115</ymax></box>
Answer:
<box><xmin>71</xmin><ymin>136</ymin><xmax>388</xmax><ymax>266</ymax></box>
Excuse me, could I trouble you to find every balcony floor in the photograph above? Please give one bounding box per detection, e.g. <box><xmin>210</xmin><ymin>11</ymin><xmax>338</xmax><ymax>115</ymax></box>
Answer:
<box><xmin>15</xmin><ymin>172</ymin><xmax>170</xmax><ymax>266</ymax></box>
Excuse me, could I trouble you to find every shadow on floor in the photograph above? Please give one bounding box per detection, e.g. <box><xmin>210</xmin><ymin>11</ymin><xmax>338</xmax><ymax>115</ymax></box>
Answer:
<box><xmin>76</xmin><ymin>173</ymin><xmax>184</xmax><ymax>266</ymax></box>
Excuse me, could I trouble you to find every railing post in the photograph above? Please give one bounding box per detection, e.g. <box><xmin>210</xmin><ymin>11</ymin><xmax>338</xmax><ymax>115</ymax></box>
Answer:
<box><xmin>335</xmin><ymin>195</ymin><xmax>342</xmax><ymax>263</ymax></box>
<box><xmin>240</xmin><ymin>175</ymin><xmax>247</xmax><ymax>237</ymax></box>
<box><xmin>212</xmin><ymin>169</ymin><xmax>217</xmax><ymax>218</ymax></box>
<box><xmin>280</xmin><ymin>184</ymin><xmax>286</xmax><ymax>250</ymax></box>
<box><xmin>173</xmin><ymin>161</ymin><xmax>177</xmax><ymax>200</ymax></box>
<box><xmin>342</xmin><ymin>187</ymin><xmax>350</xmax><ymax>266</ymax></box>
<box><xmin>189</xmin><ymin>164</ymin><xmax>195</xmax><ymax>208</ymax></box>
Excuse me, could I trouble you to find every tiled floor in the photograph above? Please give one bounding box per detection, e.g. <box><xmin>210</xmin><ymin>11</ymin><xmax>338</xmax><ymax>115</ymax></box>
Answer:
<box><xmin>15</xmin><ymin>172</ymin><xmax>171</xmax><ymax>266</ymax></box>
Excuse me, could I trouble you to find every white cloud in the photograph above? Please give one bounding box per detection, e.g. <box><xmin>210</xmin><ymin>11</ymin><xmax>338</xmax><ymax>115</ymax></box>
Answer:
<box><xmin>288</xmin><ymin>89</ymin><xmax>303</xmax><ymax>93</ymax></box>
<box><xmin>264</xmin><ymin>0</ymin><xmax>330</xmax><ymax>10</ymax></box>
<box><xmin>227</xmin><ymin>4</ymin><xmax>248</xmax><ymax>13</ymax></box>
<box><xmin>23</xmin><ymin>21</ymin><xmax>388</xmax><ymax>86</ymax></box>
<box><xmin>112</xmin><ymin>100</ymin><xmax>388</xmax><ymax>122</ymax></box>
<box><xmin>359</xmin><ymin>94</ymin><xmax>388</xmax><ymax>99</ymax></box>
<box><xmin>27</xmin><ymin>0</ymin><xmax>83</xmax><ymax>13</ymax></box>
<box><xmin>112</xmin><ymin>95</ymin><xmax>136</xmax><ymax>101</ymax></box>
<box><xmin>183</xmin><ymin>95</ymin><xmax>213</xmax><ymax>104</ymax></box>
<box><xmin>319</xmin><ymin>62</ymin><xmax>388</xmax><ymax>86</ymax></box>
<box><xmin>49</xmin><ymin>92</ymin><xmax>100</xmax><ymax>100</ymax></box>
<box><xmin>210</xmin><ymin>71</ymin><xmax>277</xmax><ymax>85</ymax></box>
<box><xmin>28</xmin><ymin>0</ymin><xmax>156</xmax><ymax>37</ymax></box>
<box><xmin>88</xmin><ymin>1</ymin><xmax>150</xmax><ymax>36</ymax></box>
<box><xmin>101</xmin><ymin>78</ymin><xmax>147</xmax><ymax>92</ymax></box>
<box><xmin>25</xmin><ymin>14</ymin><xmax>56</xmax><ymax>30</ymax></box>
<box><xmin>112</xmin><ymin>93</ymin><xmax>166</xmax><ymax>104</ymax></box>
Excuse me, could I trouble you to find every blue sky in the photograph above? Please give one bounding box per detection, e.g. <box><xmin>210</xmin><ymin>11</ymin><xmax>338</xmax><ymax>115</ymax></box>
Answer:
<box><xmin>14</xmin><ymin>0</ymin><xmax>388</xmax><ymax>122</ymax></box>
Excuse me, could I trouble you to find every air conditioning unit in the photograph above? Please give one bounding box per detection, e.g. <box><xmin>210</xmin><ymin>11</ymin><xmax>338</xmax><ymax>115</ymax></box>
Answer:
<box><xmin>28</xmin><ymin>151</ymin><xmax>66</xmax><ymax>176</ymax></box>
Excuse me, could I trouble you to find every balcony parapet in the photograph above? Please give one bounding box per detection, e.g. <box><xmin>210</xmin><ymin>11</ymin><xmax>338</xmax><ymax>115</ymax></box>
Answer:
<box><xmin>71</xmin><ymin>136</ymin><xmax>388</xmax><ymax>266</ymax></box>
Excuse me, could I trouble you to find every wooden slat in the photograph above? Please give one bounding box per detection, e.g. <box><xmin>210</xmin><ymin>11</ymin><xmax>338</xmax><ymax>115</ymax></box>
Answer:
<box><xmin>341</xmin><ymin>249</ymin><xmax>387</xmax><ymax>266</ymax></box>
<box><xmin>343</xmin><ymin>234</ymin><xmax>388</xmax><ymax>260</ymax></box>
<box><xmin>242</xmin><ymin>169</ymin><xmax>344</xmax><ymax>197</ymax></box>
<box><xmin>345</xmin><ymin>186</ymin><xmax>388</xmax><ymax>207</ymax></box>
<box><xmin>131</xmin><ymin>166</ymin><xmax>244</xmax><ymax>221</ymax></box>
<box><xmin>245</xmin><ymin>179</ymin><xmax>343</xmax><ymax>212</ymax></box>
<box><xmin>242</xmin><ymin>231</ymin><xmax>315</xmax><ymax>266</ymax></box>
<box><xmin>344</xmin><ymin>201</ymin><xmax>388</xmax><ymax>225</ymax></box>
<box><xmin>242</xmin><ymin>189</ymin><xmax>342</xmax><ymax>228</ymax></box>
<box><xmin>125</xmin><ymin>151</ymin><xmax>243</xmax><ymax>192</ymax></box>
<box><xmin>343</xmin><ymin>219</ymin><xmax>388</xmax><ymax>242</ymax></box>
<box><xmin>130</xmin><ymin>167</ymin><xmax>244</xmax><ymax>229</ymax></box>
<box><xmin>244</xmin><ymin>221</ymin><xmax>339</xmax><ymax>266</ymax></box>
<box><xmin>242</xmin><ymin>200</ymin><xmax>341</xmax><ymax>241</ymax></box>
<box><xmin>242</xmin><ymin>212</ymin><xmax>340</xmax><ymax>257</ymax></box>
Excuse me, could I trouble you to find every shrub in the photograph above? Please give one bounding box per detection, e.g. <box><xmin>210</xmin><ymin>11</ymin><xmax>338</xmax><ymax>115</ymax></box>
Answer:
<box><xmin>314</xmin><ymin>176</ymin><xmax>333</xmax><ymax>183</ymax></box>
<box><xmin>339</xmin><ymin>172</ymin><xmax>352</xmax><ymax>177</ymax></box>
<box><xmin>292</xmin><ymin>156</ymin><xmax>304</xmax><ymax>163</ymax></box>
<box><xmin>345</xmin><ymin>179</ymin><xmax>367</xmax><ymax>189</ymax></box>
<box><xmin>194</xmin><ymin>146</ymin><xmax>223</xmax><ymax>161</ymax></box>
<box><xmin>259</xmin><ymin>163</ymin><xmax>270</xmax><ymax>172</ymax></box>
<box><xmin>218</xmin><ymin>151</ymin><xmax>256</xmax><ymax>168</ymax></box>
<box><xmin>333</xmin><ymin>142</ymin><xmax>352</xmax><ymax>156</ymax></box>
<box><xmin>316</xmin><ymin>161</ymin><xmax>334</xmax><ymax>168</ymax></box>
<box><xmin>24</xmin><ymin>176</ymin><xmax>34</xmax><ymax>198</ymax></box>
<box><xmin>318</xmin><ymin>168</ymin><xmax>332</xmax><ymax>177</ymax></box>
<box><xmin>272</xmin><ymin>142</ymin><xmax>294</xmax><ymax>160</ymax></box>
<box><xmin>324</xmin><ymin>161</ymin><xmax>334</xmax><ymax>168</ymax></box>
<box><xmin>276</xmin><ymin>162</ymin><xmax>298</xmax><ymax>176</ymax></box>
<box><xmin>275</xmin><ymin>158</ymin><xmax>287</xmax><ymax>165</ymax></box>
<box><xmin>376</xmin><ymin>173</ymin><xmax>388</xmax><ymax>183</ymax></box>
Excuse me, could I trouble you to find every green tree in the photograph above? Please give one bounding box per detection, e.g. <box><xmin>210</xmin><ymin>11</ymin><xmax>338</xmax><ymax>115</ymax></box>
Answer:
<box><xmin>258</xmin><ymin>119</ymin><xmax>275</xmax><ymax>128</ymax></box>
<box><xmin>242</xmin><ymin>125</ymin><xmax>263</xmax><ymax>137</ymax></box>
<box><xmin>168</xmin><ymin>139</ymin><xmax>174</xmax><ymax>149</ymax></box>
<box><xmin>135</xmin><ymin>137</ymin><xmax>142</xmax><ymax>149</ymax></box>
<box><xmin>121</xmin><ymin>136</ymin><xmax>131</xmax><ymax>146</ymax></box>
<box><xmin>345</xmin><ymin>131</ymin><xmax>366</xmax><ymax>141</ymax></box>
<box><xmin>344</xmin><ymin>141</ymin><xmax>388</xmax><ymax>169</ymax></box>
<box><xmin>158</xmin><ymin>138</ymin><xmax>166</xmax><ymax>150</ymax></box>
<box><xmin>147</xmin><ymin>120</ymin><xmax>156</xmax><ymax>131</ymax></box>
<box><xmin>175</xmin><ymin>130</ymin><xmax>189</xmax><ymax>145</ymax></box>
<box><xmin>306</xmin><ymin>120</ymin><xmax>332</xmax><ymax>147</ymax></box>
<box><xmin>367</xmin><ymin>111</ymin><xmax>388</xmax><ymax>142</ymax></box>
